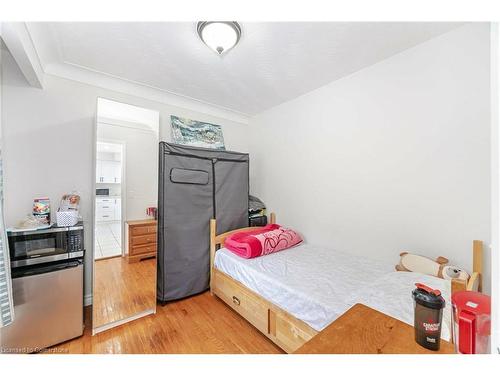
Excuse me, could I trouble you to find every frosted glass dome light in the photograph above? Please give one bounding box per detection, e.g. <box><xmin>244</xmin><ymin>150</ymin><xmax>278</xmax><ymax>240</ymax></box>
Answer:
<box><xmin>197</xmin><ymin>22</ymin><xmax>241</xmax><ymax>55</ymax></box>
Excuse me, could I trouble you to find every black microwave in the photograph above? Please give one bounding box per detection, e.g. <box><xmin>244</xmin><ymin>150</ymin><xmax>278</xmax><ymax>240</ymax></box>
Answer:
<box><xmin>8</xmin><ymin>224</ymin><xmax>84</xmax><ymax>268</ymax></box>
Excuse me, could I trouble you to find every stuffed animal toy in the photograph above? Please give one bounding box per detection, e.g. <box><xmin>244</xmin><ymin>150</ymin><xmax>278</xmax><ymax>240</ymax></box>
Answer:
<box><xmin>396</xmin><ymin>252</ymin><xmax>449</xmax><ymax>278</ymax></box>
<box><xmin>395</xmin><ymin>252</ymin><xmax>470</xmax><ymax>281</ymax></box>
<box><xmin>440</xmin><ymin>265</ymin><xmax>469</xmax><ymax>281</ymax></box>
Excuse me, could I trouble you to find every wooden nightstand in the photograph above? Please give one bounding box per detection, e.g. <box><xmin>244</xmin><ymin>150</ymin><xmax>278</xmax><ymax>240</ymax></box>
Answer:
<box><xmin>294</xmin><ymin>304</ymin><xmax>455</xmax><ymax>354</ymax></box>
<box><xmin>125</xmin><ymin>219</ymin><xmax>157</xmax><ymax>263</ymax></box>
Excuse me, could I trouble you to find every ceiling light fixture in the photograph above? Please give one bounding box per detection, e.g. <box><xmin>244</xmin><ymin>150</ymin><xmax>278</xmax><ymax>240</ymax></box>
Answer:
<box><xmin>197</xmin><ymin>21</ymin><xmax>241</xmax><ymax>55</ymax></box>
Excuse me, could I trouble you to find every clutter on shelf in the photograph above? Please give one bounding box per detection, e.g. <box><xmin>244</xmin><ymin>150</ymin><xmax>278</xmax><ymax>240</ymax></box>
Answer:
<box><xmin>9</xmin><ymin>214</ymin><xmax>52</xmax><ymax>232</ymax></box>
<box><xmin>56</xmin><ymin>192</ymin><xmax>81</xmax><ymax>227</ymax></box>
<box><xmin>33</xmin><ymin>197</ymin><xmax>51</xmax><ymax>224</ymax></box>
<box><xmin>146</xmin><ymin>207</ymin><xmax>157</xmax><ymax>220</ymax></box>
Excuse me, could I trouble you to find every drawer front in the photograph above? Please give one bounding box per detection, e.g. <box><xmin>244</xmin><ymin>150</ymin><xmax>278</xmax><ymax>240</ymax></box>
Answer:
<box><xmin>96</xmin><ymin>201</ymin><xmax>114</xmax><ymax>208</ymax></box>
<box><xmin>272</xmin><ymin>311</ymin><xmax>316</xmax><ymax>353</ymax></box>
<box><xmin>130</xmin><ymin>243</ymin><xmax>157</xmax><ymax>256</ymax></box>
<box><xmin>214</xmin><ymin>271</ymin><xmax>268</xmax><ymax>334</ymax></box>
<box><xmin>96</xmin><ymin>201</ymin><xmax>116</xmax><ymax>217</ymax></box>
<box><xmin>96</xmin><ymin>212</ymin><xmax>114</xmax><ymax>222</ymax></box>
<box><xmin>96</xmin><ymin>207</ymin><xmax>114</xmax><ymax>216</ymax></box>
<box><xmin>131</xmin><ymin>225</ymin><xmax>157</xmax><ymax>236</ymax></box>
<box><xmin>96</xmin><ymin>198</ymin><xmax>113</xmax><ymax>204</ymax></box>
<box><xmin>131</xmin><ymin>234</ymin><xmax>156</xmax><ymax>246</ymax></box>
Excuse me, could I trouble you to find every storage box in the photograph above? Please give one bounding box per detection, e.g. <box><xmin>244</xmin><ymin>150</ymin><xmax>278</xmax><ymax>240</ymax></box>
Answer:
<box><xmin>56</xmin><ymin>209</ymin><xmax>79</xmax><ymax>227</ymax></box>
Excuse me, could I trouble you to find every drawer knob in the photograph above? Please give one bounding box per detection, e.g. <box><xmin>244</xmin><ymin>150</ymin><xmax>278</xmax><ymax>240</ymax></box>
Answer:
<box><xmin>232</xmin><ymin>296</ymin><xmax>240</xmax><ymax>306</ymax></box>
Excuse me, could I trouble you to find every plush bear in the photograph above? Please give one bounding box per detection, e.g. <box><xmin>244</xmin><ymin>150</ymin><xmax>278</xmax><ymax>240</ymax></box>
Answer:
<box><xmin>440</xmin><ymin>265</ymin><xmax>469</xmax><ymax>281</ymax></box>
<box><xmin>395</xmin><ymin>252</ymin><xmax>449</xmax><ymax>278</ymax></box>
<box><xmin>395</xmin><ymin>252</ymin><xmax>469</xmax><ymax>281</ymax></box>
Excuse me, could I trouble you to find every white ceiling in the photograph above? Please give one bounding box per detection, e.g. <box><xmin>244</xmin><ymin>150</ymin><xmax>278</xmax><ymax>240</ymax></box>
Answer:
<box><xmin>27</xmin><ymin>22</ymin><xmax>462</xmax><ymax>118</ymax></box>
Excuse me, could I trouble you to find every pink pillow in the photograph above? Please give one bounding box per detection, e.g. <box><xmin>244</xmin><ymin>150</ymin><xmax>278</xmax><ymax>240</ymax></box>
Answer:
<box><xmin>224</xmin><ymin>224</ymin><xmax>303</xmax><ymax>259</ymax></box>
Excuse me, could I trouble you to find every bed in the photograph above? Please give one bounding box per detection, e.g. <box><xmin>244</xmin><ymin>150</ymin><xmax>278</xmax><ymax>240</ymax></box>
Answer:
<box><xmin>209</xmin><ymin>214</ymin><xmax>483</xmax><ymax>353</ymax></box>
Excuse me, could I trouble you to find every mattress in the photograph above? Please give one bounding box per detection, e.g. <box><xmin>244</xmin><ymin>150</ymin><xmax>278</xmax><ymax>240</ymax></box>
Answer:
<box><xmin>214</xmin><ymin>243</ymin><xmax>452</xmax><ymax>340</ymax></box>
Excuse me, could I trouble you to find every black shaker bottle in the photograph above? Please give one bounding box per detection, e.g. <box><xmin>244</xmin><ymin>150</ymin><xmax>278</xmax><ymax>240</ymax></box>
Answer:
<box><xmin>412</xmin><ymin>283</ymin><xmax>445</xmax><ymax>351</ymax></box>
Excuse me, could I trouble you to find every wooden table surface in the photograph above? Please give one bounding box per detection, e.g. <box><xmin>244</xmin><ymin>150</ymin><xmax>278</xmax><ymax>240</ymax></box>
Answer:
<box><xmin>294</xmin><ymin>304</ymin><xmax>455</xmax><ymax>354</ymax></box>
<box><xmin>126</xmin><ymin>219</ymin><xmax>157</xmax><ymax>225</ymax></box>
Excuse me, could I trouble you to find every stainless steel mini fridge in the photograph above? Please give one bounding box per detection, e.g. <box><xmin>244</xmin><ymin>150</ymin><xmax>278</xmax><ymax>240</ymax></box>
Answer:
<box><xmin>0</xmin><ymin>259</ymin><xmax>84</xmax><ymax>353</ymax></box>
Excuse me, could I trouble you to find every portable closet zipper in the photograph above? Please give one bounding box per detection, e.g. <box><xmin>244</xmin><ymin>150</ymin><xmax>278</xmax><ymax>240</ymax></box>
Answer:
<box><xmin>211</xmin><ymin>158</ymin><xmax>217</xmax><ymax>219</ymax></box>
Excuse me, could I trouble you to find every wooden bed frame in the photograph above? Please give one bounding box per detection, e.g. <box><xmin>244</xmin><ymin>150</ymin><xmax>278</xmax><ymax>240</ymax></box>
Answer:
<box><xmin>209</xmin><ymin>213</ymin><xmax>483</xmax><ymax>353</ymax></box>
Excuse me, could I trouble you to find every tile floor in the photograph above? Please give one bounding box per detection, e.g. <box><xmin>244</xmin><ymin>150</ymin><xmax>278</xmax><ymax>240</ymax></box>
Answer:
<box><xmin>95</xmin><ymin>221</ymin><xmax>122</xmax><ymax>260</ymax></box>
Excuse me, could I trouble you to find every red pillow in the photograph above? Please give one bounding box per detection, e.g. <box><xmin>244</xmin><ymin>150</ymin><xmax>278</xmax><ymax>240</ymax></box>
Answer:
<box><xmin>224</xmin><ymin>224</ymin><xmax>303</xmax><ymax>259</ymax></box>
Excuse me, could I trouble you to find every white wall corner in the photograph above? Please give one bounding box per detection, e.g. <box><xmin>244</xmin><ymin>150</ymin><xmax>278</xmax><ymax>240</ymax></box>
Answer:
<box><xmin>1</xmin><ymin>22</ymin><xmax>45</xmax><ymax>89</ymax></box>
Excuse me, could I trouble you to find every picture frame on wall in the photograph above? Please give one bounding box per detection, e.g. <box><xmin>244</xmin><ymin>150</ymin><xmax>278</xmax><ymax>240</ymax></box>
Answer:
<box><xmin>170</xmin><ymin>115</ymin><xmax>225</xmax><ymax>150</ymax></box>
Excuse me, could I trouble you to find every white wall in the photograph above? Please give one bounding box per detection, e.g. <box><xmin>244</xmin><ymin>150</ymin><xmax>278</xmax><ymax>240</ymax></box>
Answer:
<box><xmin>491</xmin><ymin>22</ymin><xmax>499</xmax><ymax>354</ymax></box>
<box><xmin>0</xmin><ymin>49</ymin><xmax>249</xmax><ymax>302</ymax></box>
<box><xmin>249</xmin><ymin>23</ymin><xmax>492</xmax><ymax>292</ymax></box>
<box><xmin>97</xmin><ymin>122</ymin><xmax>158</xmax><ymax>222</ymax></box>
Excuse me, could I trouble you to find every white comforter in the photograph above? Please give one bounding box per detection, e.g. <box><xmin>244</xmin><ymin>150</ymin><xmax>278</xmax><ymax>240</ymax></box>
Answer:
<box><xmin>214</xmin><ymin>243</ymin><xmax>452</xmax><ymax>340</ymax></box>
<box><xmin>356</xmin><ymin>271</ymin><xmax>452</xmax><ymax>341</ymax></box>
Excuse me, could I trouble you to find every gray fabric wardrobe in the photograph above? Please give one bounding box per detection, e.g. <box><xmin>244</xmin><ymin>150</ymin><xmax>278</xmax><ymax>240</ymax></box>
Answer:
<box><xmin>157</xmin><ymin>142</ymin><xmax>249</xmax><ymax>303</ymax></box>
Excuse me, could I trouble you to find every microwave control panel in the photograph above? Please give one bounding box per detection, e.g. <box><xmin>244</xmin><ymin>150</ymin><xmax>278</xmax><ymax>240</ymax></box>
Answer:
<box><xmin>67</xmin><ymin>231</ymin><xmax>84</xmax><ymax>252</ymax></box>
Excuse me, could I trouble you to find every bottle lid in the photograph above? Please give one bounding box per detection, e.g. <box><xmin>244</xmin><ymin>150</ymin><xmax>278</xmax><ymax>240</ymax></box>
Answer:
<box><xmin>412</xmin><ymin>283</ymin><xmax>445</xmax><ymax>309</ymax></box>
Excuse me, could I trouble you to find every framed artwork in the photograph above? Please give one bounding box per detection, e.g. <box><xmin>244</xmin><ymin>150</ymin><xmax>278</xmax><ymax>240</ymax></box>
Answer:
<box><xmin>170</xmin><ymin>115</ymin><xmax>225</xmax><ymax>150</ymax></box>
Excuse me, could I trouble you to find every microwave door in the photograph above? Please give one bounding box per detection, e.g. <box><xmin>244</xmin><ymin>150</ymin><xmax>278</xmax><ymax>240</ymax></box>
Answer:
<box><xmin>9</xmin><ymin>231</ymin><xmax>70</xmax><ymax>267</ymax></box>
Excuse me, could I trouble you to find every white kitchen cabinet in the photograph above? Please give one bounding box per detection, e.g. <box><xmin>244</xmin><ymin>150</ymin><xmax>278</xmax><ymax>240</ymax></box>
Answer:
<box><xmin>96</xmin><ymin>160</ymin><xmax>121</xmax><ymax>184</ymax></box>
<box><xmin>96</xmin><ymin>197</ymin><xmax>122</xmax><ymax>222</ymax></box>
<box><xmin>96</xmin><ymin>160</ymin><xmax>103</xmax><ymax>183</ymax></box>
<box><xmin>111</xmin><ymin>163</ymin><xmax>121</xmax><ymax>184</ymax></box>
<box><xmin>114</xmin><ymin>198</ymin><xmax>122</xmax><ymax>220</ymax></box>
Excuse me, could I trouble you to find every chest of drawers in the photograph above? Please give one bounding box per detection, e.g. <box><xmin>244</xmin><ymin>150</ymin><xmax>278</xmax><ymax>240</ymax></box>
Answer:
<box><xmin>125</xmin><ymin>220</ymin><xmax>157</xmax><ymax>263</ymax></box>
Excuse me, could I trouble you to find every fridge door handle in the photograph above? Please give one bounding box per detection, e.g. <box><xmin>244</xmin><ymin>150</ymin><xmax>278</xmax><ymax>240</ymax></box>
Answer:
<box><xmin>458</xmin><ymin>310</ymin><xmax>476</xmax><ymax>354</ymax></box>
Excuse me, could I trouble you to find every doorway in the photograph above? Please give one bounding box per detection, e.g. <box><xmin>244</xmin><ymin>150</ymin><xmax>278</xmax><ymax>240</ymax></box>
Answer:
<box><xmin>94</xmin><ymin>141</ymin><xmax>123</xmax><ymax>260</ymax></box>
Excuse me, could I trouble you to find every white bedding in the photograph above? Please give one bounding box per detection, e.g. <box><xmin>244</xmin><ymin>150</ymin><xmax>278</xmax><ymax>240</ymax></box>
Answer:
<box><xmin>214</xmin><ymin>243</ymin><xmax>451</xmax><ymax>340</ymax></box>
<box><xmin>356</xmin><ymin>271</ymin><xmax>452</xmax><ymax>341</ymax></box>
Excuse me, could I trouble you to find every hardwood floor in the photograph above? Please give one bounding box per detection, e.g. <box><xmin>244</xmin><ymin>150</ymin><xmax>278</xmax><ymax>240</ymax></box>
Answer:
<box><xmin>53</xmin><ymin>291</ymin><xmax>284</xmax><ymax>354</ymax></box>
<box><xmin>93</xmin><ymin>256</ymin><xmax>156</xmax><ymax>328</ymax></box>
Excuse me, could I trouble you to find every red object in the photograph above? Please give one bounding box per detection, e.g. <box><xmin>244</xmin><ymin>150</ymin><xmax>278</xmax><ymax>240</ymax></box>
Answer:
<box><xmin>452</xmin><ymin>291</ymin><xmax>491</xmax><ymax>354</ymax></box>
<box><xmin>224</xmin><ymin>224</ymin><xmax>303</xmax><ymax>258</ymax></box>
<box><xmin>146</xmin><ymin>207</ymin><xmax>157</xmax><ymax>219</ymax></box>
<box><xmin>415</xmin><ymin>283</ymin><xmax>441</xmax><ymax>296</ymax></box>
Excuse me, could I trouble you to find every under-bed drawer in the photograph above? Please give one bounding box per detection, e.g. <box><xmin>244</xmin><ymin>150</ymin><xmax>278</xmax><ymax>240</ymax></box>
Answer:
<box><xmin>214</xmin><ymin>271</ymin><xmax>269</xmax><ymax>335</ymax></box>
